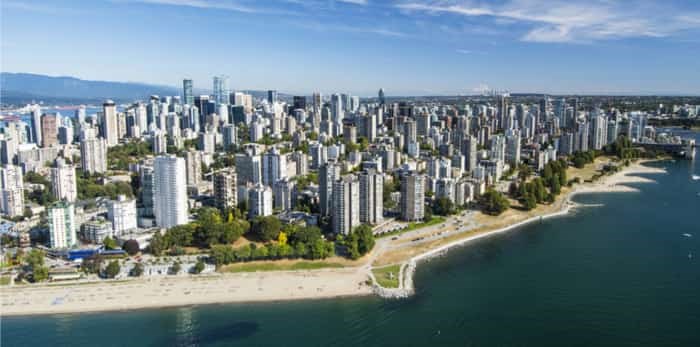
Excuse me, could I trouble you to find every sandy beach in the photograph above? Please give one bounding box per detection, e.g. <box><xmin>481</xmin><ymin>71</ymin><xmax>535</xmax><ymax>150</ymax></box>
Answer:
<box><xmin>0</xmin><ymin>160</ymin><xmax>667</xmax><ymax>316</ymax></box>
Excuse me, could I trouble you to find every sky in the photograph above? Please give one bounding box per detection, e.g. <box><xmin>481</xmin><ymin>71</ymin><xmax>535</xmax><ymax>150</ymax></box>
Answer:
<box><xmin>2</xmin><ymin>0</ymin><xmax>700</xmax><ymax>96</ymax></box>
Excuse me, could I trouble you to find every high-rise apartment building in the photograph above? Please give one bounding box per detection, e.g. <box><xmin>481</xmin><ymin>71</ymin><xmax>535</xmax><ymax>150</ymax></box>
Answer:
<box><xmin>51</xmin><ymin>157</ymin><xmax>77</xmax><ymax>202</ymax></box>
<box><xmin>107</xmin><ymin>195</ymin><xmax>137</xmax><ymax>235</ymax></box>
<box><xmin>400</xmin><ymin>172</ymin><xmax>425</xmax><ymax>221</ymax></box>
<box><xmin>48</xmin><ymin>201</ymin><xmax>76</xmax><ymax>249</ymax></box>
<box><xmin>359</xmin><ymin>169</ymin><xmax>383</xmax><ymax>225</ymax></box>
<box><xmin>80</xmin><ymin>131</ymin><xmax>107</xmax><ymax>174</ymax></box>
<box><xmin>0</xmin><ymin>165</ymin><xmax>24</xmax><ymax>217</ymax></box>
<box><xmin>153</xmin><ymin>155</ymin><xmax>188</xmax><ymax>228</ymax></box>
<box><xmin>213</xmin><ymin>168</ymin><xmax>237</xmax><ymax>211</ymax></box>
<box><xmin>101</xmin><ymin>99</ymin><xmax>119</xmax><ymax>146</ymax></box>
<box><xmin>332</xmin><ymin>175</ymin><xmax>360</xmax><ymax>235</ymax></box>
<box><xmin>319</xmin><ymin>161</ymin><xmax>341</xmax><ymax>217</ymax></box>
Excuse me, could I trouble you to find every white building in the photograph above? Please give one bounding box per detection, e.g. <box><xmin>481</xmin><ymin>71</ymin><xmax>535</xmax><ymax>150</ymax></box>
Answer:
<box><xmin>48</xmin><ymin>202</ymin><xmax>76</xmax><ymax>249</ymax></box>
<box><xmin>0</xmin><ymin>165</ymin><xmax>24</xmax><ymax>217</ymax></box>
<box><xmin>401</xmin><ymin>172</ymin><xmax>425</xmax><ymax>221</ymax></box>
<box><xmin>154</xmin><ymin>155</ymin><xmax>189</xmax><ymax>228</ymax></box>
<box><xmin>101</xmin><ymin>100</ymin><xmax>119</xmax><ymax>147</ymax></box>
<box><xmin>51</xmin><ymin>157</ymin><xmax>77</xmax><ymax>202</ymax></box>
<box><xmin>262</xmin><ymin>148</ymin><xmax>287</xmax><ymax>186</ymax></box>
<box><xmin>332</xmin><ymin>175</ymin><xmax>360</xmax><ymax>235</ymax></box>
<box><xmin>248</xmin><ymin>183</ymin><xmax>273</xmax><ymax>218</ymax></box>
<box><xmin>80</xmin><ymin>129</ymin><xmax>108</xmax><ymax>174</ymax></box>
<box><xmin>359</xmin><ymin>169</ymin><xmax>383</xmax><ymax>225</ymax></box>
<box><xmin>108</xmin><ymin>195</ymin><xmax>137</xmax><ymax>235</ymax></box>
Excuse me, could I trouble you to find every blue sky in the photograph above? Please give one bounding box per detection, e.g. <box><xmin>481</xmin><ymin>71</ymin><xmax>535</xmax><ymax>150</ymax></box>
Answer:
<box><xmin>2</xmin><ymin>0</ymin><xmax>700</xmax><ymax>96</ymax></box>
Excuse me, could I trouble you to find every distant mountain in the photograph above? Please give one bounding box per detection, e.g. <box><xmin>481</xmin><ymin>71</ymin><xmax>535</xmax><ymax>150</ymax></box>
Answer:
<box><xmin>0</xmin><ymin>72</ymin><xmax>180</xmax><ymax>104</ymax></box>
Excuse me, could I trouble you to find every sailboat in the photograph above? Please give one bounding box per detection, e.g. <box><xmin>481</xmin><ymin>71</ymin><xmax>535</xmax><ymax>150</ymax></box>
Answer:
<box><xmin>692</xmin><ymin>174</ymin><xmax>700</xmax><ymax>181</ymax></box>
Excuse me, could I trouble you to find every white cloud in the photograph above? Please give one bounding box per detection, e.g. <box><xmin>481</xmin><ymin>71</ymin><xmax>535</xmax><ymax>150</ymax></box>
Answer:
<box><xmin>396</xmin><ymin>0</ymin><xmax>700</xmax><ymax>43</ymax></box>
<box><xmin>337</xmin><ymin>0</ymin><xmax>368</xmax><ymax>5</ymax></box>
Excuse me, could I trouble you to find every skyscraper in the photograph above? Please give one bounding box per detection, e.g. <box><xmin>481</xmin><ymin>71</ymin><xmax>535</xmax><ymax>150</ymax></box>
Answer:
<box><xmin>400</xmin><ymin>172</ymin><xmax>425</xmax><ymax>221</ymax></box>
<box><xmin>319</xmin><ymin>161</ymin><xmax>341</xmax><ymax>216</ymax></box>
<box><xmin>51</xmin><ymin>157</ymin><xmax>77</xmax><ymax>202</ymax></box>
<box><xmin>332</xmin><ymin>175</ymin><xmax>360</xmax><ymax>235</ymax></box>
<box><xmin>213</xmin><ymin>168</ymin><xmax>237</xmax><ymax>211</ymax></box>
<box><xmin>248</xmin><ymin>183</ymin><xmax>273</xmax><ymax>218</ymax></box>
<box><xmin>213</xmin><ymin>76</ymin><xmax>229</xmax><ymax>105</ymax></box>
<box><xmin>184</xmin><ymin>150</ymin><xmax>202</xmax><ymax>188</ymax></box>
<box><xmin>101</xmin><ymin>99</ymin><xmax>119</xmax><ymax>146</ymax></box>
<box><xmin>48</xmin><ymin>201</ymin><xmax>76</xmax><ymax>249</ymax></box>
<box><xmin>267</xmin><ymin>90</ymin><xmax>277</xmax><ymax>104</ymax></box>
<box><xmin>30</xmin><ymin>104</ymin><xmax>42</xmax><ymax>145</ymax></box>
<box><xmin>262</xmin><ymin>148</ymin><xmax>287</xmax><ymax>186</ymax></box>
<box><xmin>378</xmin><ymin>88</ymin><xmax>386</xmax><ymax>106</ymax></box>
<box><xmin>153</xmin><ymin>155</ymin><xmax>188</xmax><ymax>228</ymax></box>
<box><xmin>40</xmin><ymin>113</ymin><xmax>57</xmax><ymax>148</ymax></box>
<box><xmin>273</xmin><ymin>178</ymin><xmax>295</xmax><ymax>212</ymax></box>
<box><xmin>80</xmin><ymin>130</ymin><xmax>107</xmax><ymax>174</ymax></box>
<box><xmin>183</xmin><ymin>79</ymin><xmax>194</xmax><ymax>105</ymax></box>
<box><xmin>0</xmin><ymin>165</ymin><xmax>24</xmax><ymax>217</ymax></box>
<box><xmin>359</xmin><ymin>169</ymin><xmax>383</xmax><ymax>225</ymax></box>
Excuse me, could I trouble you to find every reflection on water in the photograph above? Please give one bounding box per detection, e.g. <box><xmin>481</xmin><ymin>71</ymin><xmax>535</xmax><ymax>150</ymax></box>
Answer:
<box><xmin>175</xmin><ymin>307</ymin><xmax>196</xmax><ymax>347</ymax></box>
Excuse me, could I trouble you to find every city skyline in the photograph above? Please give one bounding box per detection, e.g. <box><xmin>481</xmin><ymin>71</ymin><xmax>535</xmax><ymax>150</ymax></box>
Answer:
<box><xmin>2</xmin><ymin>0</ymin><xmax>700</xmax><ymax>96</ymax></box>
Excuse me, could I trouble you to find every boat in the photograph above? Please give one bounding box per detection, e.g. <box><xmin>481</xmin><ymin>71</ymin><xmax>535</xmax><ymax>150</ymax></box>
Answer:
<box><xmin>692</xmin><ymin>175</ymin><xmax>700</xmax><ymax>181</ymax></box>
<box><xmin>682</xmin><ymin>233</ymin><xmax>692</xmax><ymax>237</ymax></box>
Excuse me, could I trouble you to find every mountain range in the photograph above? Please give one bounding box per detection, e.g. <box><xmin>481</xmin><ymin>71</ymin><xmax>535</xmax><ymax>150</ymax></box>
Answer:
<box><xmin>0</xmin><ymin>72</ymin><xmax>276</xmax><ymax>105</ymax></box>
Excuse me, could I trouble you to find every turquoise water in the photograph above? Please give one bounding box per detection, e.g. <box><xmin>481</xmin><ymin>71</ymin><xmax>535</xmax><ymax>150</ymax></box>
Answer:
<box><xmin>3</xmin><ymin>133</ymin><xmax>699</xmax><ymax>347</ymax></box>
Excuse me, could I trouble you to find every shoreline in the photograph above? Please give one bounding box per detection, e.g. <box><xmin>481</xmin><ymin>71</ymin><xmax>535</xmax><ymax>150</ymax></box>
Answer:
<box><xmin>0</xmin><ymin>160</ymin><xmax>668</xmax><ymax>317</ymax></box>
<box><xmin>376</xmin><ymin>159</ymin><xmax>668</xmax><ymax>297</ymax></box>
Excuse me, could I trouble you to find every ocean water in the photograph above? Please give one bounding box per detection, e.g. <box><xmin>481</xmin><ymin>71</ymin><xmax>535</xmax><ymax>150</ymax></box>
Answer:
<box><xmin>3</xmin><ymin>132</ymin><xmax>699</xmax><ymax>347</ymax></box>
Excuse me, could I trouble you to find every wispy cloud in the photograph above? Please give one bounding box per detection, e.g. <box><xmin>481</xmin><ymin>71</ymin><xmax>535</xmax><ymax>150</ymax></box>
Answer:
<box><xmin>396</xmin><ymin>0</ymin><xmax>700</xmax><ymax>43</ymax></box>
<box><xmin>292</xmin><ymin>21</ymin><xmax>409</xmax><ymax>38</ymax></box>
<box><xmin>338</xmin><ymin>0</ymin><xmax>368</xmax><ymax>5</ymax></box>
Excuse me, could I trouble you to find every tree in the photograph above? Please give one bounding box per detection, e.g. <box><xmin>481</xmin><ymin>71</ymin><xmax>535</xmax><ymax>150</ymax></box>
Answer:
<box><xmin>122</xmin><ymin>239</ymin><xmax>140</xmax><ymax>256</ymax></box>
<box><xmin>249</xmin><ymin>216</ymin><xmax>282</xmax><ymax>242</ymax></box>
<box><xmin>522</xmin><ymin>192</ymin><xmax>537</xmax><ymax>210</ymax></box>
<box><xmin>103</xmin><ymin>236</ymin><xmax>118</xmax><ymax>250</ymax></box>
<box><xmin>130</xmin><ymin>263</ymin><xmax>144</xmax><ymax>277</ymax></box>
<box><xmin>355</xmin><ymin>225</ymin><xmax>375</xmax><ymax>256</ymax></box>
<box><xmin>193</xmin><ymin>260</ymin><xmax>205</xmax><ymax>274</ymax></box>
<box><xmin>82</xmin><ymin>254</ymin><xmax>103</xmax><ymax>274</ymax></box>
<box><xmin>104</xmin><ymin>260</ymin><xmax>121</xmax><ymax>279</ymax></box>
<box><xmin>170</xmin><ymin>262</ymin><xmax>181</xmax><ymax>275</ymax></box>
<box><xmin>24</xmin><ymin>249</ymin><xmax>45</xmax><ymax>269</ymax></box>
<box><xmin>277</xmin><ymin>232</ymin><xmax>288</xmax><ymax>246</ymax></box>
<box><xmin>32</xmin><ymin>266</ymin><xmax>49</xmax><ymax>282</ymax></box>
<box><xmin>480</xmin><ymin>189</ymin><xmax>510</xmax><ymax>216</ymax></box>
<box><xmin>433</xmin><ymin>197</ymin><xmax>455</xmax><ymax>216</ymax></box>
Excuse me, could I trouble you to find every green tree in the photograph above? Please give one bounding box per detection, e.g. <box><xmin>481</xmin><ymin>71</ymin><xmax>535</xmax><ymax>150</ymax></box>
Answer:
<box><xmin>103</xmin><ymin>236</ymin><xmax>118</xmax><ymax>250</ymax></box>
<box><xmin>249</xmin><ymin>216</ymin><xmax>282</xmax><ymax>242</ymax></box>
<box><xmin>480</xmin><ymin>189</ymin><xmax>510</xmax><ymax>216</ymax></box>
<box><xmin>130</xmin><ymin>263</ymin><xmax>144</xmax><ymax>277</ymax></box>
<box><xmin>170</xmin><ymin>262</ymin><xmax>181</xmax><ymax>275</ymax></box>
<box><xmin>433</xmin><ymin>197</ymin><xmax>455</xmax><ymax>216</ymax></box>
<box><xmin>193</xmin><ymin>260</ymin><xmax>205</xmax><ymax>274</ymax></box>
<box><xmin>32</xmin><ymin>266</ymin><xmax>49</xmax><ymax>282</ymax></box>
<box><xmin>104</xmin><ymin>260</ymin><xmax>121</xmax><ymax>278</ymax></box>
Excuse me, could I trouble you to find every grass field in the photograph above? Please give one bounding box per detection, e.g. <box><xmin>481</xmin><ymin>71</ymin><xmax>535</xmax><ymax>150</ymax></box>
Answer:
<box><xmin>220</xmin><ymin>260</ymin><xmax>345</xmax><ymax>273</ymax></box>
<box><xmin>372</xmin><ymin>264</ymin><xmax>401</xmax><ymax>288</ymax></box>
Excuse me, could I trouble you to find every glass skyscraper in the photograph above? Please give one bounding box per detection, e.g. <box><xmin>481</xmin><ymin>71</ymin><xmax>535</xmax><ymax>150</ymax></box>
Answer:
<box><xmin>182</xmin><ymin>79</ymin><xmax>194</xmax><ymax>105</ymax></box>
<box><xmin>213</xmin><ymin>75</ymin><xmax>229</xmax><ymax>105</ymax></box>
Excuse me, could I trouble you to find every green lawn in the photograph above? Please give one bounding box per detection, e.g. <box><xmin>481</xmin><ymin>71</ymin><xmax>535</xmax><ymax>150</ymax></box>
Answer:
<box><xmin>378</xmin><ymin>216</ymin><xmax>447</xmax><ymax>238</ymax></box>
<box><xmin>221</xmin><ymin>261</ymin><xmax>345</xmax><ymax>273</ymax></box>
<box><xmin>372</xmin><ymin>264</ymin><xmax>401</xmax><ymax>288</ymax></box>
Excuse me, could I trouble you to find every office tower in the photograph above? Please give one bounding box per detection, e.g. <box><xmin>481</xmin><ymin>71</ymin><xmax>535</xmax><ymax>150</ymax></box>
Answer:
<box><xmin>262</xmin><ymin>148</ymin><xmax>287</xmax><ymax>186</ymax></box>
<box><xmin>319</xmin><ymin>161</ymin><xmax>341</xmax><ymax>216</ymax></box>
<box><xmin>184</xmin><ymin>150</ymin><xmax>202</xmax><ymax>188</ymax></box>
<box><xmin>80</xmin><ymin>131</ymin><xmax>107</xmax><ymax>174</ymax></box>
<box><xmin>139</xmin><ymin>165</ymin><xmax>155</xmax><ymax>217</ymax></box>
<box><xmin>51</xmin><ymin>157</ymin><xmax>77</xmax><ymax>202</ymax></box>
<box><xmin>343</xmin><ymin>125</ymin><xmax>357</xmax><ymax>144</ymax></box>
<box><xmin>312</xmin><ymin>92</ymin><xmax>322</xmax><ymax>111</ymax></box>
<box><xmin>152</xmin><ymin>130</ymin><xmax>167</xmax><ymax>154</ymax></box>
<box><xmin>0</xmin><ymin>165</ymin><xmax>24</xmax><ymax>217</ymax></box>
<box><xmin>48</xmin><ymin>202</ymin><xmax>76</xmax><ymax>249</ymax></box>
<box><xmin>359</xmin><ymin>169</ymin><xmax>383</xmax><ymax>225</ymax></box>
<box><xmin>222</xmin><ymin>124</ymin><xmax>238</xmax><ymax>151</ymax></box>
<box><xmin>378</xmin><ymin>88</ymin><xmax>385</xmax><ymax>106</ymax></box>
<box><xmin>183</xmin><ymin>79</ymin><xmax>194</xmax><ymax>105</ymax></box>
<box><xmin>273</xmin><ymin>178</ymin><xmax>295</xmax><ymax>211</ymax></box>
<box><xmin>101</xmin><ymin>100</ymin><xmax>119</xmax><ymax>146</ymax></box>
<box><xmin>58</xmin><ymin>124</ymin><xmax>73</xmax><ymax>145</ymax></box>
<box><xmin>330</xmin><ymin>93</ymin><xmax>344</xmax><ymax>123</ymax></box>
<box><xmin>416</xmin><ymin>112</ymin><xmax>430</xmax><ymax>137</ymax></box>
<box><xmin>293</xmin><ymin>96</ymin><xmax>306</xmax><ymax>110</ymax></box>
<box><xmin>153</xmin><ymin>155</ymin><xmax>188</xmax><ymax>228</ymax></box>
<box><xmin>248</xmin><ymin>183</ymin><xmax>273</xmax><ymax>218</ymax></box>
<box><xmin>490</xmin><ymin>134</ymin><xmax>506</xmax><ymax>162</ymax></box>
<box><xmin>267</xmin><ymin>90</ymin><xmax>277</xmax><ymax>104</ymax></box>
<box><xmin>332</xmin><ymin>175</ymin><xmax>360</xmax><ymax>235</ymax></box>
<box><xmin>234</xmin><ymin>153</ymin><xmax>262</xmax><ymax>185</ymax></box>
<box><xmin>198</xmin><ymin>131</ymin><xmax>215</xmax><ymax>154</ymax></box>
<box><xmin>497</xmin><ymin>93</ymin><xmax>510</xmax><ymax>130</ymax></box>
<box><xmin>30</xmin><ymin>104</ymin><xmax>42</xmax><ymax>145</ymax></box>
<box><xmin>40</xmin><ymin>113</ymin><xmax>58</xmax><ymax>147</ymax></box>
<box><xmin>107</xmin><ymin>195</ymin><xmax>137</xmax><ymax>235</ymax></box>
<box><xmin>213</xmin><ymin>168</ymin><xmax>237</xmax><ymax>211</ymax></box>
<box><xmin>404</xmin><ymin>120</ymin><xmax>417</xmax><ymax>146</ymax></box>
<box><xmin>505</xmin><ymin>130</ymin><xmax>521</xmax><ymax>167</ymax></box>
<box><xmin>213</xmin><ymin>75</ymin><xmax>229</xmax><ymax>105</ymax></box>
<box><xmin>400</xmin><ymin>172</ymin><xmax>425</xmax><ymax>221</ymax></box>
